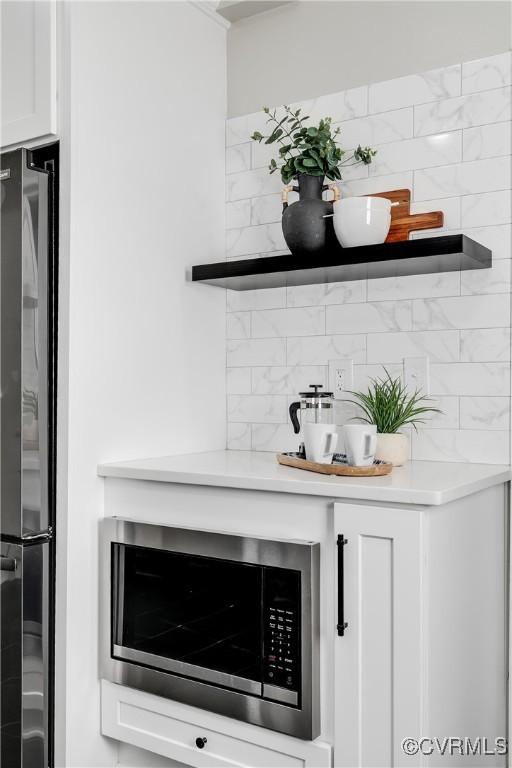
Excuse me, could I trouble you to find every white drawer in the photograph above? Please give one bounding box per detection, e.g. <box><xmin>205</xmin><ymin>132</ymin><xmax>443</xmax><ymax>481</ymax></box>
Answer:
<box><xmin>101</xmin><ymin>681</ymin><xmax>331</xmax><ymax>768</ymax></box>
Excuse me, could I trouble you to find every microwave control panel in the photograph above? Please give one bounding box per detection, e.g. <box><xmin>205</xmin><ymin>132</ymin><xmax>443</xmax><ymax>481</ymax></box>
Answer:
<box><xmin>263</xmin><ymin>568</ymin><xmax>301</xmax><ymax>696</ymax></box>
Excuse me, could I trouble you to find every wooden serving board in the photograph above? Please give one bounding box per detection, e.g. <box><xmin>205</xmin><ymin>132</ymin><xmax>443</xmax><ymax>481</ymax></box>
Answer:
<box><xmin>366</xmin><ymin>189</ymin><xmax>443</xmax><ymax>242</ymax></box>
<box><xmin>277</xmin><ymin>453</ymin><xmax>392</xmax><ymax>477</ymax></box>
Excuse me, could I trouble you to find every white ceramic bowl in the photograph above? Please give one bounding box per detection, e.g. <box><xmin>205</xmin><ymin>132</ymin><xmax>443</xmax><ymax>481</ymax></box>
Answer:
<box><xmin>333</xmin><ymin>196</ymin><xmax>391</xmax><ymax>247</ymax></box>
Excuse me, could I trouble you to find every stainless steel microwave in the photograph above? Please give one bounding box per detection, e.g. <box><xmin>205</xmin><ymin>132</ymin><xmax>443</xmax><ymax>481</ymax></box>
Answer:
<box><xmin>100</xmin><ymin>518</ymin><xmax>320</xmax><ymax>740</ymax></box>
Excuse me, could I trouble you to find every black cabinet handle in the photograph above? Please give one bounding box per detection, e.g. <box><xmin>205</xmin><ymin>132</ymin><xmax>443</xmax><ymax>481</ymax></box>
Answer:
<box><xmin>195</xmin><ymin>737</ymin><xmax>207</xmax><ymax>749</ymax></box>
<box><xmin>337</xmin><ymin>535</ymin><xmax>348</xmax><ymax>636</ymax></box>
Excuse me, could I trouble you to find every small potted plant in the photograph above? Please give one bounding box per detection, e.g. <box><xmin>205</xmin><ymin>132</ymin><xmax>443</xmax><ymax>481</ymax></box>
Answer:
<box><xmin>345</xmin><ymin>369</ymin><xmax>442</xmax><ymax>466</ymax></box>
<box><xmin>251</xmin><ymin>106</ymin><xmax>376</xmax><ymax>257</ymax></box>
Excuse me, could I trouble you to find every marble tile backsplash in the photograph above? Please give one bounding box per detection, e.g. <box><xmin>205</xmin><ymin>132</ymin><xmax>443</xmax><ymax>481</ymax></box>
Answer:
<box><xmin>224</xmin><ymin>53</ymin><xmax>512</xmax><ymax>463</ymax></box>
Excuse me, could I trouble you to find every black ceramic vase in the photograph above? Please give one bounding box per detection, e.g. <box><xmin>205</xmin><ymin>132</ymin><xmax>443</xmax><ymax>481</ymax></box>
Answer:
<box><xmin>281</xmin><ymin>174</ymin><xmax>338</xmax><ymax>257</ymax></box>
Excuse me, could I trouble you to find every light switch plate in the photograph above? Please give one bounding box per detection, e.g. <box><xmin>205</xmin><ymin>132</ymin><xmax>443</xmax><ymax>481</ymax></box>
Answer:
<box><xmin>329</xmin><ymin>359</ymin><xmax>354</xmax><ymax>399</ymax></box>
<box><xmin>404</xmin><ymin>356</ymin><xmax>429</xmax><ymax>394</ymax></box>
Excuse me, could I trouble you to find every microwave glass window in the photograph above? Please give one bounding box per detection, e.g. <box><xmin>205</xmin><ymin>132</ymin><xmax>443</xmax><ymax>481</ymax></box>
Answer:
<box><xmin>113</xmin><ymin>543</ymin><xmax>262</xmax><ymax>681</ymax></box>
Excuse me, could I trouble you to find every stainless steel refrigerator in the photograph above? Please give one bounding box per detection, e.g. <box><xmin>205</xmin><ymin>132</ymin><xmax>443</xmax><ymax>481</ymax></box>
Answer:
<box><xmin>0</xmin><ymin>143</ymin><xmax>58</xmax><ymax>768</ymax></box>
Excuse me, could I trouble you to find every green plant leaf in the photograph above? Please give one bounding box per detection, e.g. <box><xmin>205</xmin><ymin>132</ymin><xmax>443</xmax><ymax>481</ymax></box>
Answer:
<box><xmin>343</xmin><ymin>368</ymin><xmax>442</xmax><ymax>433</ymax></box>
<box><xmin>250</xmin><ymin>105</ymin><xmax>376</xmax><ymax>188</ymax></box>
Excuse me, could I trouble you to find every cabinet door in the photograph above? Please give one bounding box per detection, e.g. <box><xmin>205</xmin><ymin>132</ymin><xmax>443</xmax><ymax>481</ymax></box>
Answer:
<box><xmin>333</xmin><ymin>503</ymin><xmax>423</xmax><ymax>768</ymax></box>
<box><xmin>1</xmin><ymin>1</ymin><xmax>56</xmax><ymax>147</ymax></box>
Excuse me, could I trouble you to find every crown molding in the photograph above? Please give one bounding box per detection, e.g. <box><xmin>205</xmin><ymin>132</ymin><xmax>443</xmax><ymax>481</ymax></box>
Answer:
<box><xmin>189</xmin><ymin>1</ymin><xmax>231</xmax><ymax>29</ymax></box>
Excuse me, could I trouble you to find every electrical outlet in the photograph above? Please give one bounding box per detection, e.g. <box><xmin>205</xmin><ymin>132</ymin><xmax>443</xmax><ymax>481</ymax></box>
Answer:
<box><xmin>404</xmin><ymin>357</ymin><xmax>429</xmax><ymax>394</ymax></box>
<box><xmin>329</xmin><ymin>359</ymin><xmax>354</xmax><ymax>399</ymax></box>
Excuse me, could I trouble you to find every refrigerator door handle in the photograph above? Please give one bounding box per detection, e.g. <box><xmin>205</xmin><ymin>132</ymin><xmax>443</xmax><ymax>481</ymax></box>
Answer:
<box><xmin>22</xmin><ymin>526</ymin><xmax>53</xmax><ymax>543</ymax></box>
<box><xmin>0</xmin><ymin>555</ymin><xmax>16</xmax><ymax>571</ymax></box>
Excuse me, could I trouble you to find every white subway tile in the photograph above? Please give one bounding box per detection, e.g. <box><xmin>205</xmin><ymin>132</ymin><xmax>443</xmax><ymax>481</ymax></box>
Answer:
<box><xmin>460</xmin><ymin>225</ymin><xmax>511</xmax><ymax>259</ymax></box>
<box><xmin>461</xmin><ymin>259</ymin><xmax>511</xmax><ymax>295</ymax></box>
<box><xmin>327</xmin><ymin>301</ymin><xmax>413</xmax><ymax>334</ymax></box>
<box><xmin>227</xmin><ymin>423</ymin><xmax>251</xmax><ymax>450</ymax></box>
<box><xmin>462</xmin><ymin>52</ymin><xmax>512</xmax><ymax>94</ymax></box>
<box><xmin>226</xmin><ymin>367</ymin><xmax>252</xmax><ymax>395</ymax></box>
<box><xmin>252</xmin><ymin>307</ymin><xmax>325</xmax><ymax>338</ymax></box>
<box><xmin>226</xmin><ymin>311</ymin><xmax>251</xmax><ymax>339</ymax></box>
<box><xmin>414</xmin><ymin>86</ymin><xmax>512</xmax><ymax>136</ymax></box>
<box><xmin>352</xmin><ymin>363</ymin><xmax>403</xmax><ymax>392</ymax></box>
<box><xmin>287</xmin><ymin>280</ymin><xmax>366</xmax><ymax>307</ymax></box>
<box><xmin>251</xmin><ymin>423</ymin><xmax>299</xmax><ymax>453</ymax></box>
<box><xmin>427</xmin><ymin>396</ymin><xmax>460</xmax><ymax>429</ymax></box>
<box><xmin>367</xmin><ymin>330</ymin><xmax>459</xmax><ymax>364</ymax></box>
<box><xmin>226</xmin><ymin>223</ymin><xmax>286</xmax><ymax>258</ymax></box>
<box><xmin>287</xmin><ymin>334</ymin><xmax>366</xmax><ymax>365</ymax></box>
<box><xmin>226</xmin><ymin>111</ymin><xmax>268</xmax><ymax>147</ymax></box>
<box><xmin>460</xmin><ymin>397</ymin><xmax>510</xmax><ymax>430</ymax></box>
<box><xmin>226</xmin><ymin>144</ymin><xmax>251</xmax><ymax>175</ymax></box>
<box><xmin>339</xmin><ymin>161</ymin><xmax>371</xmax><ymax>183</ymax></box>
<box><xmin>413</xmin><ymin>294</ymin><xmax>510</xmax><ymax>330</ymax></box>
<box><xmin>409</xmin><ymin>197</ymin><xmax>461</xmax><ymax>231</ymax></box>
<box><xmin>227</xmin><ymin>338</ymin><xmax>286</xmax><ymax>367</ymax></box>
<box><xmin>228</xmin><ymin>394</ymin><xmax>287</xmax><ymax>423</ymax></box>
<box><xmin>227</xmin><ymin>167</ymin><xmax>282</xmax><ymax>201</ymax></box>
<box><xmin>341</xmin><ymin>171</ymin><xmax>414</xmax><ymax>198</ymax></box>
<box><xmin>460</xmin><ymin>328</ymin><xmax>511</xmax><ymax>362</ymax></box>
<box><xmin>414</xmin><ymin>157</ymin><xmax>511</xmax><ymax>201</ymax></box>
<box><xmin>367</xmin><ymin>271</ymin><xmax>460</xmax><ymax>302</ymax></box>
<box><xmin>251</xmin><ymin>140</ymin><xmax>280</xmax><ymax>170</ymax></box>
<box><xmin>463</xmin><ymin>122</ymin><xmax>512</xmax><ymax>161</ymax></box>
<box><xmin>412</xmin><ymin>428</ymin><xmax>509</xmax><ymax>463</ymax></box>
<box><xmin>429</xmin><ymin>362</ymin><xmax>510</xmax><ymax>396</ymax></box>
<box><xmin>226</xmin><ymin>200</ymin><xmax>251</xmax><ymax>230</ymax></box>
<box><xmin>461</xmin><ymin>190</ymin><xmax>512</xmax><ymax>227</ymax></box>
<box><xmin>227</xmin><ymin>287</ymin><xmax>286</xmax><ymax>313</ymax></box>
<box><xmin>337</xmin><ymin>108</ymin><xmax>413</xmax><ymax>148</ymax></box>
<box><xmin>251</xmin><ymin>365</ymin><xmax>327</xmax><ymax>395</ymax></box>
<box><xmin>369</xmin><ymin>65</ymin><xmax>461</xmax><ymax>113</ymax></box>
<box><xmin>295</xmin><ymin>86</ymin><xmax>368</xmax><ymax>124</ymax></box>
<box><xmin>370</xmin><ymin>132</ymin><xmax>462</xmax><ymax>176</ymax></box>
<box><xmin>251</xmin><ymin>194</ymin><xmax>282</xmax><ymax>225</ymax></box>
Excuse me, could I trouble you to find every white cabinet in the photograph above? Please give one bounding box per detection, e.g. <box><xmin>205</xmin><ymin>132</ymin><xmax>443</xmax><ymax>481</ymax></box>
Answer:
<box><xmin>333</xmin><ymin>486</ymin><xmax>507</xmax><ymax>768</ymax></box>
<box><xmin>98</xmin><ymin>465</ymin><xmax>508</xmax><ymax>768</ymax></box>
<box><xmin>1</xmin><ymin>1</ymin><xmax>56</xmax><ymax>147</ymax></box>
<box><xmin>102</xmin><ymin>681</ymin><xmax>331</xmax><ymax>768</ymax></box>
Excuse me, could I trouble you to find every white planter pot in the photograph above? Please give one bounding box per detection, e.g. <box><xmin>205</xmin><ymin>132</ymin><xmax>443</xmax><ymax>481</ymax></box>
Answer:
<box><xmin>333</xmin><ymin>196</ymin><xmax>391</xmax><ymax>248</ymax></box>
<box><xmin>375</xmin><ymin>432</ymin><xmax>409</xmax><ymax>467</ymax></box>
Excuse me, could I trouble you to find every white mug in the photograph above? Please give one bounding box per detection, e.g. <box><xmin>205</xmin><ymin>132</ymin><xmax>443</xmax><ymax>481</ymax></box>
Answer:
<box><xmin>342</xmin><ymin>424</ymin><xmax>377</xmax><ymax>467</ymax></box>
<box><xmin>304</xmin><ymin>423</ymin><xmax>338</xmax><ymax>464</ymax></box>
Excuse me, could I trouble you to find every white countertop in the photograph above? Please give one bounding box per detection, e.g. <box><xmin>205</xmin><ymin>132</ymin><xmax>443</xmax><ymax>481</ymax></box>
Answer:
<box><xmin>98</xmin><ymin>450</ymin><xmax>511</xmax><ymax>506</ymax></box>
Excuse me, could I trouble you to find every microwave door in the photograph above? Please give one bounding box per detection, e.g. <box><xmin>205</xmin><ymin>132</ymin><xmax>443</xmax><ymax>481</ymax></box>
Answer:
<box><xmin>0</xmin><ymin>149</ymin><xmax>49</xmax><ymax>539</ymax></box>
<box><xmin>111</xmin><ymin>543</ymin><xmax>264</xmax><ymax>696</ymax></box>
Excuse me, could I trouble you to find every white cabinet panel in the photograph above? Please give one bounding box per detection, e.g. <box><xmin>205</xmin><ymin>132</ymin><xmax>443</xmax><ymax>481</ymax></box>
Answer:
<box><xmin>333</xmin><ymin>503</ymin><xmax>423</xmax><ymax>768</ymax></box>
<box><xmin>1</xmin><ymin>1</ymin><xmax>56</xmax><ymax>147</ymax></box>
<box><xmin>102</xmin><ymin>681</ymin><xmax>331</xmax><ymax>768</ymax></box>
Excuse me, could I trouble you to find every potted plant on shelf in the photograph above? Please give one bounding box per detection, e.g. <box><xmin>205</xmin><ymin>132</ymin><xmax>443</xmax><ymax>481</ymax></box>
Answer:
<box><xmin>344</xmin><ymin>369</ymin><xmax>442</xmax><ymax>466</ymax></box>
<box><xmin>251</xmin><ymin>106</ymin><xmax>376</xmax><ymax>257</ymax></box>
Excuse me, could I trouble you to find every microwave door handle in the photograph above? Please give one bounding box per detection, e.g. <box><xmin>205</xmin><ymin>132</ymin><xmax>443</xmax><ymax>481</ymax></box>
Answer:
<box><xmin>336</xmin><ymin>535</ymin><xmax>348</xmax><ymax>636</ymax></box>
<box><xmin>112</xmin><ymin>544</ymin><xmax>125</xmax><ymax>644</ymax></box>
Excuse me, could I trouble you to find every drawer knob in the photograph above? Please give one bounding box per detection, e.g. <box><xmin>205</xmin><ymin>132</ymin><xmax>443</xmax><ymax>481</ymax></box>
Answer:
<box><xmin>195</xmin><ymin>737</ymin><xmax>207</xmax><ymax>750</ymax></box>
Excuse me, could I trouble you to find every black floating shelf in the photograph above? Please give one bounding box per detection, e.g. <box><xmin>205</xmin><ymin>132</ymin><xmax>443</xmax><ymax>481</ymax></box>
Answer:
<box><xmin>192</xmin><ymin>234</ymin><xmax>491</xmax><ymax>291</ymax></box>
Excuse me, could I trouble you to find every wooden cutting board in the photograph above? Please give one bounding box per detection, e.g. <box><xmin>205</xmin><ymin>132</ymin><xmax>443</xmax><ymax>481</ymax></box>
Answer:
<box><xmin>277</xmin><ymin>453</ymin><xmax>393</xmax><ymax>477</ymax></box>
<box><xmin>366</xmin><ymin>189</ymin><xmax>443</xmax><ymax>242</ymax></box>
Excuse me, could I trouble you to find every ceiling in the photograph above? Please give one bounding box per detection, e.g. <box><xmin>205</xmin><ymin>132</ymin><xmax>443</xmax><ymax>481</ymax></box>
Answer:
<box><xmin>216</xmin><ymin>1</ymin><xmax>293</xmax><ymax>23</ymax></box>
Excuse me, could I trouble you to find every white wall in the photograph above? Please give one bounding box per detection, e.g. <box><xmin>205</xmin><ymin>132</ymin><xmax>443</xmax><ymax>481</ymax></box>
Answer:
<box><xmin>56</xmin><ymin>2</ymin><xmax>227</xmax><ymax>765</ymax></box>
<box><xmin>227</xmin><ymin>0</ymin><xmax>511</xmax><ymax>116</ymax></box>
